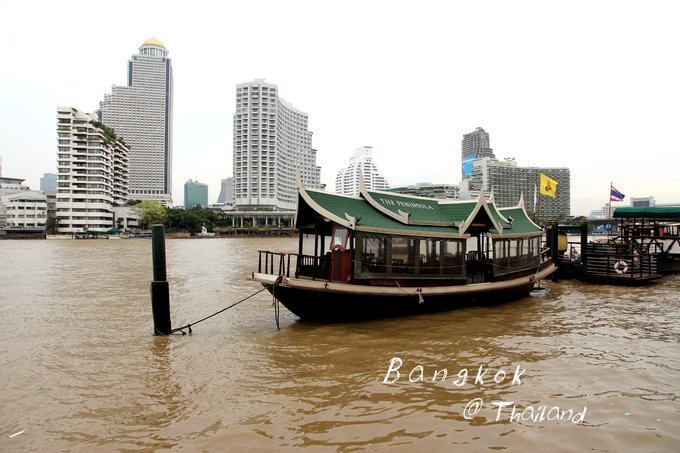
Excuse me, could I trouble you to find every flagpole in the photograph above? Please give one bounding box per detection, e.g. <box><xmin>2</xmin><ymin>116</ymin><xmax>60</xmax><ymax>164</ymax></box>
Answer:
<box><xmin>537</xmin><ymin>171</ymin><xmax>541</xmax><ymax>224</ymax></box>
<box><xmin>607</xmin><ymin>181</ymin><xmax>612</xmax><ymax>240</ymax></box>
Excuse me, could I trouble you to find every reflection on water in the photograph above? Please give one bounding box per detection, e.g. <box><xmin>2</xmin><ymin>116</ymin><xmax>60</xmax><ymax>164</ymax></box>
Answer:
<box><xmin>0</xmin><ymin>238</ymin><xmax>678</xmax><ymax>451</ymax></box>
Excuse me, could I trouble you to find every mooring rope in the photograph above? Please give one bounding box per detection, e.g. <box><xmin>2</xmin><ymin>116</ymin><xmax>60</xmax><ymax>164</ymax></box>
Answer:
<box><xmin>170</xmin><ymin>286</ymin><xmax>267</xmax><ymax>335</ymax></box>
<box><xmin>272</xmin><ymin>276</ymin><xmax>283</xmax><ymax>331</ymax></box>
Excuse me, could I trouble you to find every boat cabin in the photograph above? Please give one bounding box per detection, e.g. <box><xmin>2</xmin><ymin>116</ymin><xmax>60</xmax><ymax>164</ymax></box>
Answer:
<box><xmin>258</xmin><ymin>181</ymin><xmax>547</xmax><ymax>287</ymax></box>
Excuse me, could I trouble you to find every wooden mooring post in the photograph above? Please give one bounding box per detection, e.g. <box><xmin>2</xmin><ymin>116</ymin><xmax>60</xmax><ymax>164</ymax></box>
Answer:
<box><xmin>151</xmin><ymin>224</ymin><xmax>172</xmax><ymax>335</ymax></box>
<box><xmin>580</xmin><ymin>219</ymin><xmax>588</xmax><ymax>269</ymax></box>
<box><xmin>550</xmin><ymin>220</ymin><xmax>560</xmax><ymax>282</ymax></box>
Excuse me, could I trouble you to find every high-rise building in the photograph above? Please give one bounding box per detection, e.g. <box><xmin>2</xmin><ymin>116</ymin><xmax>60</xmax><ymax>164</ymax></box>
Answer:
<box><xmin>461</xmin><ymin>127</ymin><xmax>495</xmax><ymax>179</ymax></box>
<box><xmin>233</xmin><ymin>79</ymin><xmax>321</xmax><ymax>211</ymax></box>
<box><xmin>217</xmin><ymin>177</ymin><xmax>234</xmax><ymax>208</ymax></box>
<box><xmin>40</xmin><ymin>173</ymin><xmax>57</xmax><ymax>193</ymax></box>
<box><xmin>56</xmin><ymin>107</ymin><xmax>129</xmax><ymax>232</ymax></box>
<box><xmin>99</xmin><ymin>38</ymin><xmax>173</xmax><ymax>205</ymax></box>
<box><xmin>463</xmin><ymin>157</ymin><xmax>571</xmax><ymax>222</ymax></box>
<box><xmin>40</xmin><ymin>172</ymin><xmax>58</xmax><ymax>221</ymax></box>
<box><xmin>335</xmin><ymin>146</ymin><xmax>389</xmax><ymax>196</ymax></box>
<box><xmin>184</xmin><ymin>179</ymin><xmax>208</xmax><ymax>208</ymax></box>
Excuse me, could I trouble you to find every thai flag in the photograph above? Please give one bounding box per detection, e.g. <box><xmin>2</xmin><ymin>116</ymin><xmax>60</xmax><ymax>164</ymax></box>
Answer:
<box><xmin>610</xmin><ymin>185</ymin><xmax>625</xmax><ymax>202</ymax></box>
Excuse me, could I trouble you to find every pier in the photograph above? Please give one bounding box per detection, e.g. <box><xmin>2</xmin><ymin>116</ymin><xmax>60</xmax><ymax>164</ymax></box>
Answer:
<box><xmin>546</xmin><ymin>208</ymin><xmax>680</xmax><ymax>284</ymax></box>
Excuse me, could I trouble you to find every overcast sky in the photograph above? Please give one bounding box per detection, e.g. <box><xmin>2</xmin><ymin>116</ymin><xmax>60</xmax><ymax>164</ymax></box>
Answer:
<box><xmin>1</xmin><ymin>0</ymin><xmax>678</xmax><ymax>214</ymax></box>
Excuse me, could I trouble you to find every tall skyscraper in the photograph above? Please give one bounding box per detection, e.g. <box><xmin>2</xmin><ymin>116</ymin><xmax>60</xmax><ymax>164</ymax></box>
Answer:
<box><xmin>99</xmin><ymin>38</ymin><xmax>173</xmax><ymax>205</ymax></box>
<box><xmin>233</xmin><ymin>79</ymin><xmax>321</xmax><ymax>211</ymax></box>
<box><xmin>461</xmin><ymin>127</ymin><xmax>495</xmax><ymax>179</ymax></box>
<box><xmin>184</xmin><ymin>179</ymin><xmax>208</xmax><ymax>208</ymax></box>
<box><xmin>56</xmin><ymin>107</ymin><xmax>129</xmax><ymax>232</ymax></box>
<box><xmin>335</xmin><ymin>146</ymin><xmax>389</xmax><ymax>196</ymax></box>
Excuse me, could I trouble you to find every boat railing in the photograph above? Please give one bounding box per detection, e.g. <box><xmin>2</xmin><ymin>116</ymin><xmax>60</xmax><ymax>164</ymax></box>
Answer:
<box><xmin>257</xmin><ymin>250</ymin><xmax>331</xmax><ymax>280</ymax></box>
<box><xmin>583</xmin><ymin>243</ymin><xmax>658</xmax><ymax>278</ymax></box>
<box><xmin>258</xmin><ymin>250</ymin><xmax>291</xmax><ymax>277</ymax></box>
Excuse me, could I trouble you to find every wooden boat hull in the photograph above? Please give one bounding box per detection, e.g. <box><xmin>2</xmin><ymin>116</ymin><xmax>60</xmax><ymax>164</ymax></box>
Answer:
<box><xmin>659</xmin><ymin>254</ymin><xmax>680</xmax><ymax>275</ymax></box>
<box><xmin>253</xmin><ymin>263</ymin><xmax>556</xmax><ymax>322</ymax></box>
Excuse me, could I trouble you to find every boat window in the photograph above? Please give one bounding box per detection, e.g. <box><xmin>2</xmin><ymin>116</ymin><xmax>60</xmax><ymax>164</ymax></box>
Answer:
<box><xmin>361</xmin><ymin>236</ymin><xmax>387</xmax><ymax>274</ymax></box>
<box><xmin>492</xmin><ymin>237</ymin><xmax>542</xmax><ymax>276</ymax></box>
<box><xmin>392</xmin><ymin>237</ymin><xmax>416</xmax><ymax>274</ymax></box>
<box><xmin>355</xmin><ymin>233</ymin><xmax>466</xmax><ymax>279</ymax></box>
<box><xmin>419</xmin><ymin>239</ymin><xmax>441</xmax><ymax>275</ymax></box>
<box><xmin>331</xmin><ymin>227</ymin><xmax>349</xmax><ymax>250</ymax></box>
<box><xmin>442</xmin><ymin>240</ymin><xmax>465</xmax><ymax>275</ymax></box>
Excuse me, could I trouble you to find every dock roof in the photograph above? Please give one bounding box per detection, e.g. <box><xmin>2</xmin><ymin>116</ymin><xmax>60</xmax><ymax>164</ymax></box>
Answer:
<box><xmin>613</xmin><ymin>206</ymin><xmax>680</xmax><ymax>219</ymax></box>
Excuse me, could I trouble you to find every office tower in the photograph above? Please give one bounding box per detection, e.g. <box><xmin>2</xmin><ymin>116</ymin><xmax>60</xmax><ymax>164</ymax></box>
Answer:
<box><xmin>233</xmin><ymin>79</ymin><xmax>321</xmax><ymax>211</ymax></box>
<box><xmin>40</xmin><ymin>173</ymin><xmax>58</xmax><ymax>193</ymax></box>
<box><xmin>466</xmin><ymin>157</ymin><xmax>571</xmax><ymax>222</ymax></box>
<box><xmin>99</xmin><ymin>38</ymin><xmax>173</xmax><ymax>205</ymax></box>
<box><xmin>56</xmin><ymin>107</ymin><xmax>129</xmax><ymax>232</ymax></box>
<box><xmin>335</xmin><ymin>146</ymin><xmax>389</xmax><ymax>196</ymax></box>
<box><xmin>184</xmin><ymin>179</ymin><xmax>208</xmax><ymax>208</ymax></box>
<box><xmin>40</xmin><ymin>172</ymin><xmax>58</xmax><ymax>220</ymax></box>
<box><xmin>461</xmin><ymin>127</ymin><xmax>495</xmax><ymax>179</ymax></box>
<box><xmin>217</xmin><ymin>177</ymin><xmax>234</xmax><ymax>207</ymax></box>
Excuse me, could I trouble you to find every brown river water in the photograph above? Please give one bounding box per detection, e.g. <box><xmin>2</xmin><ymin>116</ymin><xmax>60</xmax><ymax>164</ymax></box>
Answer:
<box><xmin>1</xmin><ymin>238</ymin><xmax>678</xmax><ymax>451</ymax></box>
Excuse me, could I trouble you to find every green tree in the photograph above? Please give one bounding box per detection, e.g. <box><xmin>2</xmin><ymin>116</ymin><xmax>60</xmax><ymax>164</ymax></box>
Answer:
<box><xmin>163</xmin><ymin>206</ymin><xmax>218</xmax><ymax>234</ymax></box>
<box><xmin>132</xmin><ymin>201</ymin><xmax>166</xmax><ymax>229</ymax></box>
<box><xmin>45</xmin><ymin>217</ymin><xmax>59</xmax><ymax>235</ymax></box>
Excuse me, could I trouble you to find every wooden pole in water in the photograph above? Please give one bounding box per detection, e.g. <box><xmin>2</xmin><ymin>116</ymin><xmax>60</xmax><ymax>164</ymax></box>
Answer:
<box><xmin>151</xmin><ymin>224</ymin><xmax>171</xmax><ymax>335</ymax></box>
<box><xmin>550</xmin><ymin>220</ymin><xmax>560</xmax><ymax>282</ymax></box>
<box><xmin>580</xmin><ymin>219</ymin><xmax>588</xmax><ymax>270</ymax></box>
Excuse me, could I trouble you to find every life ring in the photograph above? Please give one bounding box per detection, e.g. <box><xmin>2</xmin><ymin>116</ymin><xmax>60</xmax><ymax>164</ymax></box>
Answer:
<box><xmin>331</xmin><ymin>244</ymin><xmax>345</xmax><ymax>253</ymax></box>
<box><xmin>613</xmin><ymin>260</ymin><xmax>629</xmax><ymax>274</ymax></box>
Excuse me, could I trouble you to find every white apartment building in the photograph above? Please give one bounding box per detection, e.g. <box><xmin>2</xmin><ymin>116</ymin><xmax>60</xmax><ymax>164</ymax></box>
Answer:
<box><xmin>1</xmin><ymin>191</ymin><xmax>47</xmax><ymax>228</ymax></box>
<box><xmin>335</xmin><ymin>146</ymin><xmax>389</xmax><ymax>196</ymax></box>
<box><xmin>99</xmin><ymin>38</ymin><xmax>173</xmax><ymax>205</ymax></box>
<box><xmin>56</xmin><ymin>107</ymin><xmax>130</xmax><ymax>233</ymax></box>
<box><xmin>0</xmin><ymin>177</ymin><xmax>44</xmax><ymax>228</ymax></box>
<box><xmin>233</xmin><ymin>79</ymin><xmax>321</xmax><ymax>211</ymax></box>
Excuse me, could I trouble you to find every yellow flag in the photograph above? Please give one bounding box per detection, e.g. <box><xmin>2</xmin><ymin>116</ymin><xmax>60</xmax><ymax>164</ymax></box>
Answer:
<box><xmin>539</xmin><ymin>173</ymin><xmax>557</xmax><ymax>198</ymax></box>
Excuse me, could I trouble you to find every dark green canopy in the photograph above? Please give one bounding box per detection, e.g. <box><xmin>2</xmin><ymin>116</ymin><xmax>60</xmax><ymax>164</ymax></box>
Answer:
<box><xmin>296</xmin><ymin>182</ymin><xmax>542</xmax><ymax>238</ymax></box>
<box><xmin>613</xmin><ymin>206</ymin><xmax>680</xmax><ymax>219</ymax></box>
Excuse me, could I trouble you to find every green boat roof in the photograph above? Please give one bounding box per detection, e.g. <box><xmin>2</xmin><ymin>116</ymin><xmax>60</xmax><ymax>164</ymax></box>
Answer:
<box><xmin>296</xmin><ymin>181</ymin><xmax>542</xmax><ymax>238</ymax></box>
<box><xmin>613</xmin><ymin>206</ymin><xmax>680</xmax><ymax>219</ymax></box>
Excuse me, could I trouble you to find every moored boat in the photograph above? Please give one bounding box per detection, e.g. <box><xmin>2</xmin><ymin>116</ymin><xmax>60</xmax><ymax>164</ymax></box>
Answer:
<box><xmin>252</xmin><ymin>180</ymin><xmax>556</xmax><ymax>321</ymax></box>
<box><xmin>612</xmin><ymin>206</ymin><xmax>680</xmax><ymax>275</ymax></box>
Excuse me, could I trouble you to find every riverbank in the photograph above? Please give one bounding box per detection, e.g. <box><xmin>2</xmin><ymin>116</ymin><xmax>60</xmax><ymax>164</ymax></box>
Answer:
<box><xmin>44</xmin><ymin>227</ymin><xmax>298</xmax><ymax>240</ymax></box>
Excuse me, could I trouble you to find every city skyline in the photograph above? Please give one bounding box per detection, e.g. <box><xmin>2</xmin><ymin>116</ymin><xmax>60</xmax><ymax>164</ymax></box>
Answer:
<box><xmin>1</xmin><ymin>1</ymin><xmax>678</xmax><ymax>214</ymax></box>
